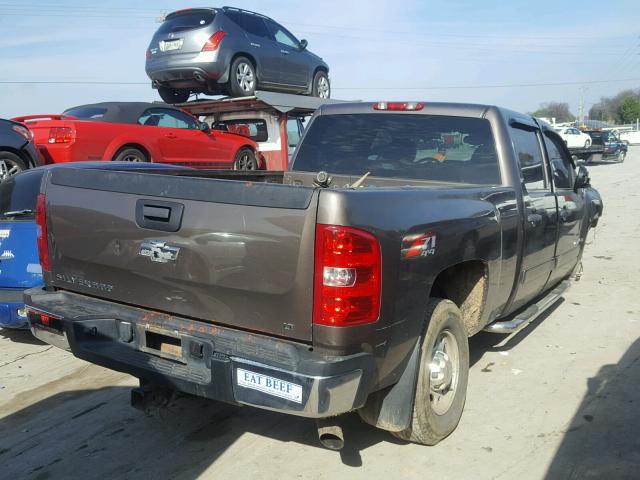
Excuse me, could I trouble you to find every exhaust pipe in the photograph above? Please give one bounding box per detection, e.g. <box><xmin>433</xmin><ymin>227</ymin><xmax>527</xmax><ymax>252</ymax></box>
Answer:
<box><xmin>316</xmin><ymin>418</ymin><xmax>345</xmax><ymax>450</ymax></box>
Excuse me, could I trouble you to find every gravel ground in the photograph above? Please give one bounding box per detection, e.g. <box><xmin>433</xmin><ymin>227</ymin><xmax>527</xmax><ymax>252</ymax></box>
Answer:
<box><xmin>1</xmin><ymin>149</ymin><xmax>638</xmax><ymax>480</ymax></box>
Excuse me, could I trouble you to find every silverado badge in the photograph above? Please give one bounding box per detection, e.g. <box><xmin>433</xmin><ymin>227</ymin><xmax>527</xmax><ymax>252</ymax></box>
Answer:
<box><xmin>139</xmin><ymin>241</ymin><xmax>180</xmax><ymax>264</ymax></box>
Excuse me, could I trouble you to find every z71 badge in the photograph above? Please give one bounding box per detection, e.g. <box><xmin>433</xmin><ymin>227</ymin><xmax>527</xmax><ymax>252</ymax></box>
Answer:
<box><xmin>139</xmin><ymin>241</ymin><xmax>180</xmax><ymax>264</ymax></box>
<box><xmin>401</xmin><ymin>232</ymin><xmax>437</xmax><ymax>259</ymax></box>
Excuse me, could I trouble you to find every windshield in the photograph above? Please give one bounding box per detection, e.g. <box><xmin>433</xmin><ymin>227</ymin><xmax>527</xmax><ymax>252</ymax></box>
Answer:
<box><xmin>0</xmin><ymin>170</ymin><xmax>44</xmax><ymax>221</ymax></box>
<box><xmin>292</xmin><ymin>113</ymin><xmax>501</xmax><ymax>185</ymax></box>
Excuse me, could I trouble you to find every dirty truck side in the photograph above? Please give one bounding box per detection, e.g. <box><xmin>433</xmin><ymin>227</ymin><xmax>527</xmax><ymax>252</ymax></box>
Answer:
<box><xmin>25</xmin><ymin>102</ymin><xmax>603</xmax><ymax>448</ymax></box>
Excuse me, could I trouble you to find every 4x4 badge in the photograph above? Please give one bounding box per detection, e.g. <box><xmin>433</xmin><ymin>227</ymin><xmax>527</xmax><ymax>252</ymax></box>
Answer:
<box><xmin>139</xmin><ymin>241</ymin><xmax>180</xmax><ymax>264</ymax></box>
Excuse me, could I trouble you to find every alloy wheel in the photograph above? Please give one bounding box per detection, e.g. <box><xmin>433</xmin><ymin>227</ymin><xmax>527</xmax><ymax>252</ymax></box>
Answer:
<box><xmin>236</xmin><ymin>62</ymin><xmax>255</xmax><ymax>93</ymax></box>
<box><xmin>317</xmin><ymin>76</ymin><xmax>330</xmax><ymax>99</ymax></box>
<box><xmin>0</xmin><ymin>159</ymin><xmax>22</xmax><ymax>180</ymax></box>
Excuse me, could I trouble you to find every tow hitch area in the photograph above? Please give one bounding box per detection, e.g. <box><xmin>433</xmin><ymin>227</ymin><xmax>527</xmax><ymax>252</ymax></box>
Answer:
<box><xmin>131</xmin><ymin>384</ymin><xmax>175</xmax><ymax>414</ymax></box>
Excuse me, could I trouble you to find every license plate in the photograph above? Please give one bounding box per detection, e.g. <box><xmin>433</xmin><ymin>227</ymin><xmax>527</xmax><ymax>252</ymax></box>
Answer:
<box><xmin>161</xmin><ymin>39</ymin><xmax>183</xmax><ymax>52</ymax></box>
<box><xmin>236</xmin><ymin>368</ymin><xmax>303</xmax><ymax>404</ymax></box>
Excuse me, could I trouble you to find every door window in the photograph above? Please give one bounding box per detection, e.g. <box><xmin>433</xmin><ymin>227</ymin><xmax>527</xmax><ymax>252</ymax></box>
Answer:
<box><xmin>510</xmin><ymin>127</ymin><xmax>547</xmax><ymax>190</ymax></box>
<box><xmin>138</xmin><ymin>109</ymin><xmax>198</xmax><ymax>129</ymax></box>
<box><xmin>286</xmin><ymin>118</ymin><xmax>302</xmax><ymax>147</ymax></box>
<box><xmin>544</xmin><ymin>134</ymin><xmax>574</xmax><ymax>189</ymax></box>
<box><xmin>241</xmin><ymin>14</ymin><xmax>271</xmax><ymax>38</ymax></box>
<box><xmin>213</xmin><ymin>118</ymin><xmax>268</xmax><ymax>142</ymax></box>
<box><xmin>265</xmin><ymin>20</ymin><xmax>299</xmax><ymax>48</ymax></box>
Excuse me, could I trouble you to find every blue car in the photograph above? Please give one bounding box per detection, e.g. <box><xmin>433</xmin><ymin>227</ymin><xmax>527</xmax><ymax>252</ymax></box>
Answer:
<box><xmin>0</xmin><ymin>162</ymin><xmax>191</xmax><ymax>329</ymax></box>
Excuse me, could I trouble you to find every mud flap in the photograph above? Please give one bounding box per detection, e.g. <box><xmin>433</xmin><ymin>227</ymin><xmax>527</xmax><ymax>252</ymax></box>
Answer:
<box><xmin>358</xmin><ymin>340</ymin><xmax>421</xmax><ymax>432</ymax></box>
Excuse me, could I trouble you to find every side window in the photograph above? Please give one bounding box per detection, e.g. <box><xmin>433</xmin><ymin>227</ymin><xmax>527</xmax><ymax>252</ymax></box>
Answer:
<box><xmin>544</xmin><ymin>133</ymin><xmax>574</xmax><ymax>189</ymax></box>
<box><xmin>286</xmin><ymin>118</ymin><xmax>302</xmax><ymax>147</ymax></box>
<box><xmin>510</xmin><ymin>127</ymin><xmax>547</xmax><ymax>190</ymax></box>
<box><xmin>138</xmin><ymin>109</ymin><xmax>198</xmax><ymax>129</ymax></box>
<box><xmin>242</xmin><ymin>14</ymin><xmax>270</xmax><ymax>38</ymax></box>
<box><xmin>266</xmin><ymin>20</ymin><xmax>299</xmax><ymax>48</ymax></box>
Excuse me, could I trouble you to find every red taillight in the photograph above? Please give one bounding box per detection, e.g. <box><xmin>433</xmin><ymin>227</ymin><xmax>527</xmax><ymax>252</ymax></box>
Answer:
<box><xmin>202</xmin><ymin>30</ymin><xmax>226</xmax><ymax>52</ymax></box>
<box><xmin>374</xmin><ymin>102</ymin><xmax>425</xmax><ymax>111</ymax></box>
<box><xmin>35</xmin><ymin>193</ymin><xmax>50</xmax><ymax>272</ymax></box>
<box><xmin>313</xmin><ymin>225</ymin><xmax>381</xmax><ymax>327</ymax></box>
<box><xmin>47</xmin><ymin>127</ymin><xmax>74</xmax><ymax>144</ymax></box>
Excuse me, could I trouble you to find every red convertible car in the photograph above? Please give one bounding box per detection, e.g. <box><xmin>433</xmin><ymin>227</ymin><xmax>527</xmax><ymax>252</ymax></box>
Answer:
<box><xmin>12</xmin><ymin>102</ymin><xmax>263</xmax><ymax>170</ymax></box>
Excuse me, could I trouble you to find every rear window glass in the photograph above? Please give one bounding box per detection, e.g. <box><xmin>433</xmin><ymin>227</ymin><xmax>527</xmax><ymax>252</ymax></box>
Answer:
<box><xmin>292</xmin><ymin>114</ymin><xmax>501</xmax><ymax>185</ymax></box>
<box><xmin>213</xmin><ymin>119</ymin><xmax>268</xmax><ymax>142</ymax></box>
<box><xmin>62</xmin><ymin>107</ymin><xmax>107</xmax><ymax>119</ymax></box>
<box><xmin>158</xmin><ymin>11</ymin><xmax>215</xmax><ymax>34</ymax></box>
<box><xmin>0</xmin><ymin>170</ymin><xmax>44</xmax><ymax>220</ymax></box>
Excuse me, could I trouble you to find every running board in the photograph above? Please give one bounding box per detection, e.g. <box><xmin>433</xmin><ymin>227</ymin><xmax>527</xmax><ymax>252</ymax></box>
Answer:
<box><xmin>484</xmin><ymin>280</ymin><xmax>570</xmax><ymax>334</ymax></box>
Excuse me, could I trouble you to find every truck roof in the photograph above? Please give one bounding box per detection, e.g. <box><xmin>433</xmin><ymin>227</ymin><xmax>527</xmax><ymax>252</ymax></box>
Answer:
<box><xmin>316</xmin><ymin>101</ymin><xmax>499</xmax><ymax>118</ymax></box>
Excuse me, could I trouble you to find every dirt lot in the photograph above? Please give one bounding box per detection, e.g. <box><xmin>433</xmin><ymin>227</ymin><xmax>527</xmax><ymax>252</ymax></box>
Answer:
<box><xmin>1</xmin><ymin>149</ymin><xmax>639</xmax><ymax>480</ymax></box>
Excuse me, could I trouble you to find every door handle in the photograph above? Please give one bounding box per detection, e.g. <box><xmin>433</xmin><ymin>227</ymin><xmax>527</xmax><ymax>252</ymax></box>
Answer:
<box><xmin>280</xmin><ymin>49</ymin><xmax>290</xmax><ymax>55</ymax></box>
<box><xmin>136</xmin><ymin>199</ymin><xmax>184</xmax><ymax>232</ymax></box>
<box><xmin>250</xmin><ymin>42</ymin><xmax>261</xmax><ymax>48</ymax></box>
<box><xmin>165</xmin><ymin>133</ymin><xmax>178</xmax><ymax>139</ymax></box>
<box><xmin>527</xmin><ymin>213</ymin><xmax>543</xmax><ymax>226</ymax></box>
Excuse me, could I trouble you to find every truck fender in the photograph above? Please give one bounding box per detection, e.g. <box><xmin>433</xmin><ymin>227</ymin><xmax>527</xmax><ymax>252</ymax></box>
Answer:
<box><xmin>358</xmin><ymin>339</ymin><xmax>421</xmax><ymax>432</ymax></box>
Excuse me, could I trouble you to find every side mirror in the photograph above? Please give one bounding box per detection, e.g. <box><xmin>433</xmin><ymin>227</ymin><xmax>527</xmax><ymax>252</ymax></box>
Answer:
<box><xmin>574</xmin><ymin>165</ymin><xmax>590</xmax><ymax>191</ymax></box>
<box><xmin>299</xmin><ymin>39</ymin><xmax>308</xmax><ymax>50</ymax></box>
<box><xmin>199</xmin><ymin>121</ymin><xmax>211</xmax><ymax>133</ymax></box>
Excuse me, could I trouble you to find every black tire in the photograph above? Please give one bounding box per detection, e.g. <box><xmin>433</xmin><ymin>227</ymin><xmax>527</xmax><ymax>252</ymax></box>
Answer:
<box><xmin>618</xmin><ymin>150</ymin><xmax>626</xmax><ymax>163</ymax></box>
<box><xmin>584</xmin><ymin>139</ymin><xmax>591</xmax><ymax>148</ymax></box>
<box><xmin>157</xmin><ymin>87</ymin><xmax>190</xmax><ymax>104</ymax></box>
<box><xmin>311</xmin><ymin>70</ymin><xmax>330</xmax><ymax>99</ymax></box>
<box><xmin>0</xmin><ymin>151</ymin><xmax>27</xmax><ymax>180</ymax></box>
<box><xmin>392</xmin><ymin>298</ymin><xmax>469</xmax><ymax>445</ymax></box>
<box><xmin>229</xmin><ymin>57</ymin><xmax>256</xmax><ymax>97</ymax></box>
<box><xmin>113</xmin><ymin>147</ymin><xmax>148</xmax><ymax>163</ymax></box>
<box><xmin>233</xmin><ymin>148</ymin><xmax>259</xmax><ymax>170</ymax></box>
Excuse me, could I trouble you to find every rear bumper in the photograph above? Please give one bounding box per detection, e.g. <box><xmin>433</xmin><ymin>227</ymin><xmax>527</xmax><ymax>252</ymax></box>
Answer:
<box><xmin>24</xmin><ymin>288</ymin><xmax>375</xmax><ymax>418</ymax></box>
<box><xmin>0</xmin><ymin>289</ymin><xmax>28</xmax><ymax>329</ymax></box>
<box><xmin>146</xmin><ymin>54</ymin><xmax>228</xmax><ymax>88</ymax></box>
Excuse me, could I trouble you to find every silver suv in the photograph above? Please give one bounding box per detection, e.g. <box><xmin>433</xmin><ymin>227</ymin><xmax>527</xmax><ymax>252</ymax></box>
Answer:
<box><xmin>146</xmin><ymin>6</ymin><xmax>331</xmax><ymax>103</ymax></box>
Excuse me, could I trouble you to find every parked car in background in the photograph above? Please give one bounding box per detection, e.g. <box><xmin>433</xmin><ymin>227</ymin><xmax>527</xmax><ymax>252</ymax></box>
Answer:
<box><xmin>0</xmin><ymin>119</ymin><xmax>42</xmax><ymax>180</ymax></box>
<box><xmin>620</xmin><ymin>129</ymin><xmax>640</xmax><ymax>145</ymax></box>
<box><xmin>556</xmin><ymin>126</ymin><xmax>592</xmax><ymax>148</ymax></box>
<box><xmin>0</xmin><ymin>162</ymin><xmax>192</xmax><ymax>329</ymax></box>
<box><xmin>12</xmin><ymin>102</ymin><xmax>263</xmax><ymax>170</ymax></box>
<box><xmin>584</xmin><ymin>129</ymin><xmax>628</xmax><ymax>162</ymax></box>
<box><xmin>146</xmin><ymin>7</ymin><xmax>330</xmax><ymax>103</ymax></box>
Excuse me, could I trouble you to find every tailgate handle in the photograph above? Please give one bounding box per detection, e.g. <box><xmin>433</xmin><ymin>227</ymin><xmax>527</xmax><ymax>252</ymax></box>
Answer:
<box><xmin>136</xmin><ymin>200</ymin><xmax>184</xmax><ymax>232</ymax></box>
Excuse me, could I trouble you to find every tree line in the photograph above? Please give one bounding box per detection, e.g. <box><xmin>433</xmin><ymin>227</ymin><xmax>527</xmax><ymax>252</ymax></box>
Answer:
<box><xmin>531</xmin><ymin>88</ymin><xmax>640</xmax><ymax>125</ymax></box>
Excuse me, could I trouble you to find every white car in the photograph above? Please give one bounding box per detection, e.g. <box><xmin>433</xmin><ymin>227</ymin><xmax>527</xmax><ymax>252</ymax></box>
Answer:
<box><xmin>620</xmin><ymin>130</ymin><xmax>640</xmax><ymax>145</ymax></box>
<box><xmin>557</xmin><ymin>127</ymin><xmax>592</xmax><ymax>149</ymax></box>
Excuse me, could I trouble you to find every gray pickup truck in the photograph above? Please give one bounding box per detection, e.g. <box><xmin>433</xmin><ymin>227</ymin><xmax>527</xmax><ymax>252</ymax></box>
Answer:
<box><xmin>26</xmin><ymin>101</ymin><xmax>602</xmax><ymax>449</ymax></box>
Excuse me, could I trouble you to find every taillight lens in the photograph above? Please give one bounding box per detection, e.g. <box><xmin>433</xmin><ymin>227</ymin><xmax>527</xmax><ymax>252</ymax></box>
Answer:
<box><xmin>48</xmin><ymin>127</ymin><xmax>74</xmax><ymax>144</ymax></box>
<box><xmin>202</xmin><ymin>30</ymin><xmax>226</xmax><ymax>52</ymax></box>
<box><xmin>374</xmin><ymin>102</ymin><xmax>424</xmax><ymax>111</ymax></box>
<box><xmin>35</xmin><ymin>193</ymin><xmax>50</xmax><ymax>272</ymax></box>
<box><xmin>12</xmin><ymin>124</ymin><xmax>33</xmax><ymax>141</ymax></box>
<box><xmin>313</xmin><ymin>225</ymin><xmax>381</xmax><ymax>327</ymax></box>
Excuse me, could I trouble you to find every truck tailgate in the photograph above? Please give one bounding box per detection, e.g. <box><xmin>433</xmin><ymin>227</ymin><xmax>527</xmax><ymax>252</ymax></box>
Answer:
<box><xmin>44</xmin><ymin>168</ymin><xmax>318</xmax><ymax>341</ymax></box>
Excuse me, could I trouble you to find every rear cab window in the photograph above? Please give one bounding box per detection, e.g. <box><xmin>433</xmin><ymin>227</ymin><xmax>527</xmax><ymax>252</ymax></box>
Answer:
<box><xmin>0</xmin><ymin>170</ymin><xmax>44</xmax><ymax>221</ymax></box>
<box><xmin>158</xmin><ymin>10</ymin><xmax>216</xmax><ymax>34</ymax></box>
<box><xmin>213</xmin><ymin>119</ymin><xmax>268</xmax><ymax>142</ymax></box>
<box><xmin>292</xmin><ymin>113</ymin><xmax>501</xmax><ymax>185</ymax></box>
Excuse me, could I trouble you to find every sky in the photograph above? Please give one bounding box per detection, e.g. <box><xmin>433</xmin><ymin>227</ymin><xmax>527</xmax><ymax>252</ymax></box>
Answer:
<box><xmin>0</xmin><ymin>0</ymin><xmax>639</xmax><ymax>118</ymax></box>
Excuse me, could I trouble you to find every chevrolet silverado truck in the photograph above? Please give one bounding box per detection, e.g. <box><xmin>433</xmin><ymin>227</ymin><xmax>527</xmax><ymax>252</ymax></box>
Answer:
<box><xmin>25</xmin><ymin>101</ymin><xmax>603</xmax><ymax>449</ymax></box>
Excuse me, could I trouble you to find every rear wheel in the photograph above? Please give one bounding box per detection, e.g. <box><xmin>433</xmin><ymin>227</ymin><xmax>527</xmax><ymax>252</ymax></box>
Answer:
<box><xmin>392</xmin><ymin>298</ymin><xmax>469</xmax><ymax>445</ymax></box>
<box><xmin>157</xmin><ymin>87</ymin><xmax>190</xmax><ymax>104</ymax></box>
<box><xmin>229</xmin><ymin>57</ymin><xmax>256</xmax><ymax>97</ymax></box>
<box><xmin>618</xmin><ymin>150</ymin><xmax>626</xmax><ymax>162</ymax></box>
<box><xmin>311</xmin><ymin>71</ymin><xmax>330</xmax><ymax>99</ymax></box>
<box><xmin>233</xmin><ymin>148</ymin><xmax>259</xmax><ymax>170</ymax></box>
<box><xmin>584</xmin><ymin>139</ymin><xmax>591</xmax><ymax>148</ymax></box>
<box><xmin>113</xmin><ymin>147</ymin><xmax>148</xmax><ymax>163</ymax></box>
<box><xmin>0</xmin><ymin>151</ymin><xmax>27</xmax><ymax>180</ymax></box>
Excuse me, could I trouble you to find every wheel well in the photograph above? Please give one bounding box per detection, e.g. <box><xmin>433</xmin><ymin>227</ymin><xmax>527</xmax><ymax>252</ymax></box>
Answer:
<box><xmin>0</xmin><ymin>147</ymin><xmax>36</xmax><ymax>168</ymax></box>
<box><xmin>429</xmin><ymin>260</ymin><xmax>488</xmax><ymax>335</ymax></box>
<box><xmin>236</xmin><ymin>145</ymin><xmax>264</xmax><ymax>169</ymax></box>
<box><xmin>231</xmin><ymin>53</ymin><xmax>257</xmax><ymax>75</ymax></box>
<box><xmin>112</xmin><ymin>144</ymin><xmax>150</xmax><ymax>162</ymax></box>
<box><xmin>314</xmin><ymin>66</ymin><xmax>329</xmax><ymax>77</ymax></box>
